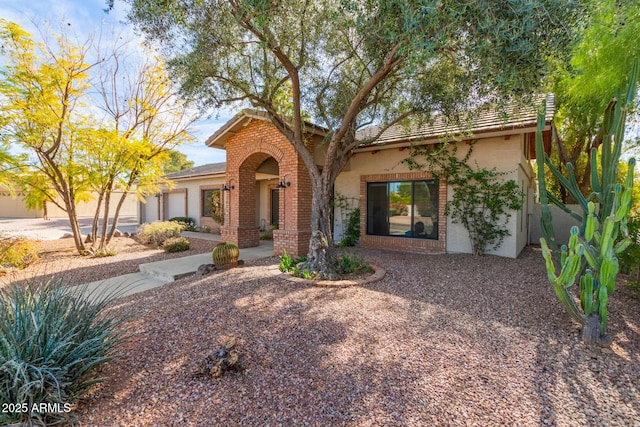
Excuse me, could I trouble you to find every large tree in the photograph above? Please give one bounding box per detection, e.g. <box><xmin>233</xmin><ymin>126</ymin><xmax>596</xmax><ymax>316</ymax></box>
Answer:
<box><xmin>114</xmin><ymin>0</ymin><xmax>582</xmax><ymax>277</ymax></box>
<box><xmin>547</xmin><ymin>0</ymin><xmax>640</xmax><ymax>203</ymax></box>
<box><xmin>0</xmin><ymin>20</ymin><xmax>194</xmax><ymax>254</ymax></box>
<box><xmin>163</xmin><ymin>150</ymin><xmax>195</xmax><ymax>174</ymax></box>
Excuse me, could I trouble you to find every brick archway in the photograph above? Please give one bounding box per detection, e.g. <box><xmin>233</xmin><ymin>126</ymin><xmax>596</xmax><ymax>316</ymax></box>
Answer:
<box><xmin>220</xmin><ymin>119</ymin><xmax>312</xmax><ymax>257</ymax></box>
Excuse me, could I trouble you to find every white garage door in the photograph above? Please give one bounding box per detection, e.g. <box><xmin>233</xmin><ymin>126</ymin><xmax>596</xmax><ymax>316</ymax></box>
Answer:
<box><xmin>166</xmin><ymin>191</ymin><xmax>186</xmax><ymax>219</ymax></box>
<box><xmin>143</xmin><ymin>196</ymin><xmax>160</xmax><ymax>223</ymax></box>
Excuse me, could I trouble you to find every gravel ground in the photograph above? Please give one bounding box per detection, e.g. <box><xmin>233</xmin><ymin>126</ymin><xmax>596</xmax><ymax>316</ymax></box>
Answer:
<box><xmin>58</xmin><ymin>246</ymin><xmax>640</xmax><ymax>426</ymax></box>
<box><xmin>0</xmin><ymin>235</ymin><xmax>216</xmax><ymax>287</ymax></box>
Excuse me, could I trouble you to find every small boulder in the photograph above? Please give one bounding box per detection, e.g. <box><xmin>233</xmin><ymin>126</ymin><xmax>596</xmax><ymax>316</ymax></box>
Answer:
<box><xmin>196</xmin><ymin>263</ymin><xmax>217</xmax><ymax>278</ymax></box>
<box><xmin>84</xmin><ymin>233</ymin><xmax>93</xmax><ymax>243</ymax></box>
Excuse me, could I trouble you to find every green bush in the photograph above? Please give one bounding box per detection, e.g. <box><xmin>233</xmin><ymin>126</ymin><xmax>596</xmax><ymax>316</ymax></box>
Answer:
<box><xmin>338</xmin><ymin>252</ymin><xmax>373</xmax><ymax>274</ymax></box>
<box><xmin>163</xmin><ymin>236</ymin><xmax>190</xmax><ymax>253</ymax></box>
<box><xmin>0</xmin><ymin>237</ymin><xmax>41</xmax><ymax>269</ymax></box>
<box><xmin>0</xmin><ymin>280</ymin><xmax>126</xmax><ymax>426</ymax></box>
<box><xmin>137</xmin><ymin>221</ymin><xmax>184</xmax><ymax>246</ymax></box>
<box><xmin>168</xmin><ymin>216</ymin><xmax>197</xmax><ymax>232</ymax></box>
<box><xmin>338</xmin><ymin>207</ymin><xmax>361</xmax><ymax>247</ymax></box>
<box><xmin>619</xmin><ymin>211</ymin><xmax>640</xmax><ymax>281</ymax></box>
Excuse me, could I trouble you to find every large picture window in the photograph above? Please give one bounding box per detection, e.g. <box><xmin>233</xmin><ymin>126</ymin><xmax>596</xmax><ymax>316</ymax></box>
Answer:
<box><xmin>202</xmin><ymin>189</ymin><xmax>222</xmax><ymax>221</ymax></box>
<box><xmin>366</xmin><ymin>180</ymin><xmax>438</xmax><ymax>239</ymax></box>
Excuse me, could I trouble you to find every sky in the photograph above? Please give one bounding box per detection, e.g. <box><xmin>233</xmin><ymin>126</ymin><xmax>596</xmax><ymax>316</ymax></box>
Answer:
<box><xmin>0</xmin><ymin>0</ymin><xmax>230</xmax><ymax>166</ymax></box>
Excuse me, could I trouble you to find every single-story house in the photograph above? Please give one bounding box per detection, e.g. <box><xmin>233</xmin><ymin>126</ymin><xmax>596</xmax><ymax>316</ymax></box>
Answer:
<box><xmin>146</xmin><ymin>96</ymin><xmax>555</xmax><ymax>258</ymax></box>
<box><xmin>0</xmin><ymin>190</ymin><xmax>138</xmax><ymax>219</ymax></box>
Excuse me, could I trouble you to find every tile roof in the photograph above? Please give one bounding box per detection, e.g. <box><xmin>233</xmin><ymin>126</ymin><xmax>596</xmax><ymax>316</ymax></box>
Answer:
<box><xmin>356</xmin><ymin>94</ymin><xmax>554</xmax><ymax>146</ymax></box>
<box><xmin>204</xmin><ymin>95</ymin><xmax>554</xmax><ymax>152</ymax></box>
<box><xmin>165</xmin><ymin>162</ymin><xmax>226</xmax><ymax>180</ymax></box>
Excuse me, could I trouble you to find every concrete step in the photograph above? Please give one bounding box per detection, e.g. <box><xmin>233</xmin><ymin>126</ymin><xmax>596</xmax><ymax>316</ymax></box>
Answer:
<box><xmin>139</xmin><ymin>253</ymin><xmax>212</xmax><ymax>282</ymax></box>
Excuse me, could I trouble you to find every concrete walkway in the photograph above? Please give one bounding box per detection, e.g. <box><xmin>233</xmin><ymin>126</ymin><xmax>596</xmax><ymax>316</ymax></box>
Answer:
<box><xmin>83</xmin><ymin>239</ymin><xmax>275</xmax><ymax>298</ymax></box>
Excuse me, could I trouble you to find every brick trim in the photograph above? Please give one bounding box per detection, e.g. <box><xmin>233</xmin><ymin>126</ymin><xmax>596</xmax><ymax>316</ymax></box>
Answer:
<box><xmin>359</xmin><ymin>171</ymin><xmax>447</xmax><ymax>254</ymax></box>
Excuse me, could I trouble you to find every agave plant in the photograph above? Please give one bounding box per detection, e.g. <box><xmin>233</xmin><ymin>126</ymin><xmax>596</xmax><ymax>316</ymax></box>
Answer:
<box><xmin>0</xmin><ymin>279</ymin><xmax>127</xmax><ymax>425</ymax></box>
<box><xmin>535</xmin><ymin>62</ymin><xmax>637</xmax><ymax>346</ymax></box>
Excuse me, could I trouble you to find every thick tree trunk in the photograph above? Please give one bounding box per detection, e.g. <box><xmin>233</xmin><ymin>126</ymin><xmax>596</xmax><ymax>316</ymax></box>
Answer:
<box><xmin>301</xmin><ymin>177</ymin><xmax>339</xmax><ymax>279</ymax></box>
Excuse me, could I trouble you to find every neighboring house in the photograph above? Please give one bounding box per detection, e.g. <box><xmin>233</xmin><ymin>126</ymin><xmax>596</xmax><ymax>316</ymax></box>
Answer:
<box><xmin>0</xmin><ymin>190</ymin><xmax>138</xmax><ymax>219</ymax></box>
<box><xmin>140</xmin><ymin>162</ymin><xmax>227</xmax><ymax>232</ymax></box>
<box><xmin>146</xmin><ymin>97</ymin><xmax>554</xmax><ymax>258</ymax></box>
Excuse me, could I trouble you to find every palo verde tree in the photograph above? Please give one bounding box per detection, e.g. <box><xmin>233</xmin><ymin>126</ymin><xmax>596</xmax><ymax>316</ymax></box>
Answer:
<box><xmin>88</xmin><ymin>41</ymin><xmax>194</xmax><ymax>251</ymax></box>
<box><xmin>113</xmin><ymin>0</ymin><xmax>582</xmax><ymax>277</ymax></box>
<box><xmin>0</xmin><ymin>20</ymin><xmax>194</xmax><ymax>254</ymax></box>
<box><xmin>546</xmin><ymin>0</ymin><xmax>640</xmax><ymax>202</ymax></box>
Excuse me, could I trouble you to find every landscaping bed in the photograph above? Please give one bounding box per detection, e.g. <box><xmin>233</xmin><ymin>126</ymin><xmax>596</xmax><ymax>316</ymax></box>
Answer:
<box><xmin>70</xmin><ymin>246</ymin><xmax>639</xmax><ymax>426</ymax></box>
<box><xmin>0</xmin><ymin>235</ymin><xmax>215</xmax><ymax>288</ymax></box>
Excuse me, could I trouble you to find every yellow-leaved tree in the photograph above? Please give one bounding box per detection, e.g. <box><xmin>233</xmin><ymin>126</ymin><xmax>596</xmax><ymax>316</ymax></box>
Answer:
<box><xmin>0</xmin><ymin>20</ymin><xmax>195</xmax><ymax>254</ymax></box>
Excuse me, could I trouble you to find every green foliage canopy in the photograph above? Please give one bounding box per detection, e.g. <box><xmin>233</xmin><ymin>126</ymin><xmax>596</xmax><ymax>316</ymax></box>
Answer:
<box><xmin>547</xmin><ymin>0</ymin><xmax>640</xmax><ymax>201</ymax></box>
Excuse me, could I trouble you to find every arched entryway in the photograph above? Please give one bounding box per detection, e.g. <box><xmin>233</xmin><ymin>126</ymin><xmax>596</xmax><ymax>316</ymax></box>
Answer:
<box><xmin>219</xmin><ymin>117</ymin><xmax>313</xmax><ymax>257</ymax></box>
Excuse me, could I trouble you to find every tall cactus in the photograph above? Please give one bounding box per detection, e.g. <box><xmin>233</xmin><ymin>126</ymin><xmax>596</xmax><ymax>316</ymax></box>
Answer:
<box><xmin>536</xmin><ymin>61</ymin><xmax>637</xmax><ymax>346</ymax></box>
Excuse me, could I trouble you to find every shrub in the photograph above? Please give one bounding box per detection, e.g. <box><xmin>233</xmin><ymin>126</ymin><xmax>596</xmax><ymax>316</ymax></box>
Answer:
<box><xmin>619</xmin><ymin>211</ymin><xmax>640</xmax><ymax>281</ymax></box>
<box><xmin>92</xmin><ymin>247</ymin><xmax>117</xmax><ymax>258</ymax></box>
<box><xmin>338</xmin><ymin>207</ymin><xmax>360</xmax><ymax>247</ymax></box>
<box><xmin>259</xmin><ymin>230</ymin><xmax>273</xmax><ymax>240</ymax></box>
<box><xmin>0</xmin><ymin>279</ymin><xmax>126</xmax><ymax>426</ymax></box>
<box><xmin>338</xmin><ymin>252</ymin><xmax>373</xmax><ymax>274</ymax></box>
<box><xmin>163</xmin><ymin>236</ymin><xmax>190</xmax><ymax>253</ymax></box>
<box><xmin>168</xmin><ymin>216</ymin><xmax>197</xmax><ymax>231</ymax></box>
<box><xmin>0</xmin><ymin>237</ymin><xmax>41</xmax><ymax>269</ymax></box>
<box><xmin>137</xmin><ymin>221</ymin><xmax>184</xmax><ymax>246</ymax></box>
<box><xmin>279</xmin><ymin>250</ymin><xmax>295</xmax><ymax>272</ymax></box>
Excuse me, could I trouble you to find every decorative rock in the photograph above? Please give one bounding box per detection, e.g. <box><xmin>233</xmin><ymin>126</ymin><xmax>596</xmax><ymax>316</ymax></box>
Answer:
<box><xmin>85</xmin><ymin>233</ymin><xmax>93</xmax><ymax>243</ymax></box>
<box><xmin>195</xmin><ymin>263</ymin><xmax>217</xmax><ymax>278</ymax></box>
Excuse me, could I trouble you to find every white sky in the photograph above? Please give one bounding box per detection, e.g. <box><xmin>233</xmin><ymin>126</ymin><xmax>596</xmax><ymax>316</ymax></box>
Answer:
<box><xmin>0</xmin><ymin>0</ymin><xmax>229</xmax><ymax>166</ymax></box>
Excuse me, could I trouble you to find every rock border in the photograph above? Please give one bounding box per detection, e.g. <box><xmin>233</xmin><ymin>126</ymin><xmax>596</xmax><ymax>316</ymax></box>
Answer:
<box><xmin>266</xmin><ymin>264</ymin><xmax>386</xmax><ymax>288</ymax></box>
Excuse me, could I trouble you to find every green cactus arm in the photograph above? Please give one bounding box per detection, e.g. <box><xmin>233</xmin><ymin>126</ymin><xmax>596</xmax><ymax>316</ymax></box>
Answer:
<box><xmin>581</xmin><ymin>242</ymin><xmax>600</xmax><ymax>270</ymax></box>
<box><xmin>599</xmin><ymin>255</ymin><xmax>618</xmax><ymax>294</ymax></box>
<box><xmin>547</xmin><ymin>192</ymin><xmax>583</xmax><ymax>222</ymax></box>
<box><xmin>591</xmin><ymin>148</ymin><xmax>601</xmax><ymax>193</ymax></box>
<box><xmin>565</xmin><ymin>163</ymin><xmax>589</xmax><ymax>213</ymax></box>
<box><xmin>598</xmin><ymin>285</ymin><xmax>609</xmax><ymax>335</ymax></box>
<box><xmin>580</xmin><ymin>271</ymin><xmax>594</xmax><ymax>315</ymax></box>
<box><xmin>614</xmin><ymin>238</ymin><xmax>632</xmax><ymax>255</ymax></box>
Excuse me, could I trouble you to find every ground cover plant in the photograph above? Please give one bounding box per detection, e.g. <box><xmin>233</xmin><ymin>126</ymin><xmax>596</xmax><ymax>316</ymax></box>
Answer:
<box><xmin>0</xmin><ymin>236</ymin><xmax>40</xmax><ymax>270</ymax></box>
<box><xmin>0</xmin><ymin>279</ymin><xmax>126</xmax><ymax>426</ymax></box>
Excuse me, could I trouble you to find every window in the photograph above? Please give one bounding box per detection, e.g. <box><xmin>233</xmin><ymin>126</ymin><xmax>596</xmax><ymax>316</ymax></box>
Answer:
<box><xmin>202</xmin><ymin>189</ymin><xmax>222</xmax><ymax>221</ymax></box>
<box><xmin>366</xmin><ymin>180</ymin><xmax>439</xmax><ymax>239</ymax></box>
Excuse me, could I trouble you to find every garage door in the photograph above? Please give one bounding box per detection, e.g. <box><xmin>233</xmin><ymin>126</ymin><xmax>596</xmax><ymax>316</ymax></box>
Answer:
<box><xmin>143</xmin><ymin>196</ymin><xmax>160</xmax><ymax>223</ymax></box>
<box><xmin>165</xmin><ymin>191</ymin><xmax>187</xmax><ymax>220</ymax></box>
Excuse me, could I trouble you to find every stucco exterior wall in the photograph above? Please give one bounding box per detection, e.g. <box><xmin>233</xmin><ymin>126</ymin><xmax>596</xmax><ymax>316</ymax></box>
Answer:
<box><xmin>1</xmin><ymin>191</ymin><xmax>138</xmax><ymax>219</ymax></box>
<box><xmin>141</xmin><ymin>176</ymin><xmax>226</xmax><ymax>230</ymax></box>
<box><xmin>530</xmin><ymin>203</ymin><xmax>583</xmax><ymax>245</ymax></box>
<box><xmin>334</xmin><ymin>134</ymin><xmax>531</xmax><ymax>258</ymax></box>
